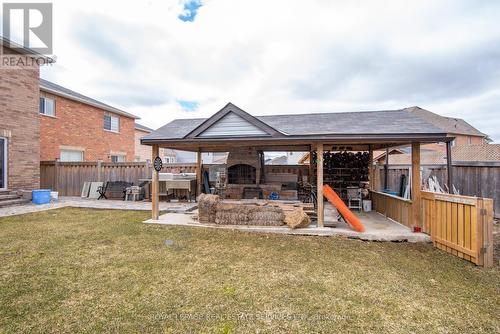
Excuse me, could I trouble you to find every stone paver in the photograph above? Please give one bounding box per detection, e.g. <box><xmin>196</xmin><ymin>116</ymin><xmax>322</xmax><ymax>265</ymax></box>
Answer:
<box><xmin>0</xmin><ymin>197</ymin><xmax>197</xmax><ymax>218</ymax></box>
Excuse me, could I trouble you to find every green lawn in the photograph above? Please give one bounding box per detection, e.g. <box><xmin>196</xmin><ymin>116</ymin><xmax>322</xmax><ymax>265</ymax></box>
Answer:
<box><xmin>0</xmin><ymin>208</ymin><xmax>499</xmax><ymax>333</ymax></box>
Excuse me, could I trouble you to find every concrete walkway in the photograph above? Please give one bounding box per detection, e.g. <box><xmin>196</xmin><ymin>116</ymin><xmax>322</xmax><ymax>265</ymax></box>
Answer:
<box><xmin>0</xmin><ymin>197</ymin><xmax>197</xmax><ymax>218</ymax></box>
<box><xmin>144</xmin><ymin>210</ymin><xmax>431</xmax><ymax>243</ymax></box>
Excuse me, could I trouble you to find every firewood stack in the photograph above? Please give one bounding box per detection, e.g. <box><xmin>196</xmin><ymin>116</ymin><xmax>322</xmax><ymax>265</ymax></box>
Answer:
<box><xmin>311</xmin><ymin>151</ymin><xmax>370</xmax><ymax>201</ymax></box>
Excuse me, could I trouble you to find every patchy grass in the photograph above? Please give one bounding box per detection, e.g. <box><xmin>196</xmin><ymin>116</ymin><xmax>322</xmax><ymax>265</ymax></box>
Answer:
<box><xmin>0</xmin><ymin>208</ymin><xmax>499</xmax><ymax>333</ymax></box>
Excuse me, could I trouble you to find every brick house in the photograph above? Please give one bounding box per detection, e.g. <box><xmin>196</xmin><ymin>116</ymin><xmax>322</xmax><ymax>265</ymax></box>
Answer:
<box><xmin>39</xmin><ymin>79</ymin><xmax>139</xmax><ymax>162</ymax></box>
<box><xmin>134</xmin><ymin>123</ymin><xmax>176</xmax><ymax>162</ymax></box>
<box><xmin>404</xmin><ymin>106</ymin><xmax>489</xmax><ymax>150</ymax></box>
<box><xmin>0</xmin><ymin>39</ymin><xmax>42</xmax><ymax>191</ymax></box>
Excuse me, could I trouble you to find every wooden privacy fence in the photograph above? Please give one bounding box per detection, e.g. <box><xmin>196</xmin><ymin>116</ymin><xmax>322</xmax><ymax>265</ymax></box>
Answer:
<box><xmin>376</xmin><ymin>163</ymin><xmax>499</xmax><ymax>218</ymax></box>
<box><xmin>41</xmin><ymin>161</ymin><xmax>152</xmax><ymax>196</ymax></box>
<box><xmin>371</xmin><ymin>190</ymin><xmax>494</xmax><ymax>267</ymax></box>
<box><xmin>371</xmin><ymin>191</ymin><xmax>414</xmax><ymax>230</ymax></box>
<box><xmin>40</xmin><ymin>161</ymin><xmax>310</xmax><ymax>197</ymax></box>
<box><xmin>422</xmin><ymin>191</ymin><xmax>494</xmax><ymax>267</ymax></box>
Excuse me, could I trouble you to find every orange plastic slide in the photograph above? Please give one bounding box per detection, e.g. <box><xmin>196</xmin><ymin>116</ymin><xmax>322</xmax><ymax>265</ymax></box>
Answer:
<box><xmin>323</xmin><ymin>185</ymin><xmax>365</xmax><ymax>232</ymax></box>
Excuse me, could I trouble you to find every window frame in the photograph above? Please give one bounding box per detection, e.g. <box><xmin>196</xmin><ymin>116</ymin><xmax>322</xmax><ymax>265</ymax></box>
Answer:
<box><xmin>103</xmin><ymin>114</ymin><xmax>120</xmax><ymax>133</ymax></box>
<box><xmin>39</xmin><ymin>96</ymin><xmax>56</xmax><ymax>117</ymax></box>
<box><xmin>60</xmin><ymin>149</ymin><xmax>84</xmax><ymax>162</ymax></box>
<box><xmin>111</xmin><ymin>154</ymin><xmax>126</xmax><ymax>163</ymax></box>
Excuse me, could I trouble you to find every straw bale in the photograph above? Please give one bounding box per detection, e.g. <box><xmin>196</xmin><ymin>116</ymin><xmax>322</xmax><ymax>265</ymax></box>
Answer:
<box><xmin>284</xmin><ymin>208</ymin><xmax>311</xmax><ymax>229</ymax></box>
<box><xmin>197</xmin><ymin>194</ymin><xmax>220</xmax><ymax>224</ymax></box>
<box><xmin>214</xmin><ymin>202</ymin><xmax>285</xmax><ymax>226</ymax></box>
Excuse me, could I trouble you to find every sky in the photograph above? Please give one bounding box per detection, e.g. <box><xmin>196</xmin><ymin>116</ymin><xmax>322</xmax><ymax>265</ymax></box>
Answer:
<box><xmin>3</xmin><ymin>0</ymin><xmax>500</xmax><ymax>142</ymax></box>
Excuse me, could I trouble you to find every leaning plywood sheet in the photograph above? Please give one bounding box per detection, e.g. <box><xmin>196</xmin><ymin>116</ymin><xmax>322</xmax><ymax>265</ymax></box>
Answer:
<box><xmin>81</xmin><ymin>182</ymin><xmax>91</xmax><ymax>198</ymax></box>
<box><xmin>88</xmin><ymin>182</ymin><xmax>103</xmax><ymax>199</ymax></box>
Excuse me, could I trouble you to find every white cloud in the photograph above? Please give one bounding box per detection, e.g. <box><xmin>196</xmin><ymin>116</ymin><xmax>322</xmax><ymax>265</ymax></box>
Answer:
<box><xmin>39</xmin><ymin>0</ymin><xmax>500</xmax><ymax>141</ymax></box>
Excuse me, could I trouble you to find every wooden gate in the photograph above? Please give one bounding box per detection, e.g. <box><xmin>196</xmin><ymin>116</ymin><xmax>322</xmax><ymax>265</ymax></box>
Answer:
<box><xmin>422</xmin><ymin>191</ymin><xmax>494</xmax><ymax>267</ymax></box>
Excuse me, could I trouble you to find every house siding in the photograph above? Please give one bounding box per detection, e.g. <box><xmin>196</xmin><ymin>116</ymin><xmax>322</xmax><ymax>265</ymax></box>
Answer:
<box><xmin>0</xmin><ymin>45</ymin><xmax>40</xmax><ymax>190</ymax></box>
<box><xmin>135</xmin><ymin>129</ymin><xmax>171</xmax><ymax>162</ymax></box>
<box><xmin>135</xmin><ymin>129</ymin><xmax>153</xmax><ymax>161</ymax></box>
<box><xmin>198</xmin><ymin>112</ymin><xmax>268</xmax><ymax>137</ymax></box>
<box><xmin>40</xmin><ymin>93</ymin><xmax>135</xmax><ymax>162</ymax></box>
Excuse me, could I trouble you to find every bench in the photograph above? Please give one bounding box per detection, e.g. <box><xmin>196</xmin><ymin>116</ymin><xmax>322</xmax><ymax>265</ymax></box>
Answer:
<box><xmin>97</xmin><ymin>181</ymin><xmax>133</xmax><ymax>200</ymax></box>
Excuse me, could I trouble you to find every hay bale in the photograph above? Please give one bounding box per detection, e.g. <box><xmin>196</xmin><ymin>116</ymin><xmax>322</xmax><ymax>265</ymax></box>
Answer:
<box><xmin>214</xmin><ymin>202</ymin><xmax>285</xmax><ymax>226</ymax></box>
<box><xmin>247</xmin><ymin>206</ymin><xmax>284</xmax><ymax>226</ymax></box>
<box><xmin>197</xmin><ymin>194</ymin><xmax>220</xmax><ymax>224</ymax></box>
<box><xmin>284</xmin><ymin>208</ymin><xmax>311</xmax><ymax>229</ymax></box>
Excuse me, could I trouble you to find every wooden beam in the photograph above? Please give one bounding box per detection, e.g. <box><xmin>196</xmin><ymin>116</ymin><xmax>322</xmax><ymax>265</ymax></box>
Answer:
<box><xmin>446</xmin><ymin>141</ymin><xmax>453</xmax><ymax>192</ymax></box>
<box><xmin>411</xmin><ymin>142</ymin><xmax>421</xmax><ymax>229</ymax></box>
<box><xmin>151</xmin><ymin>145</ymin><xmax>159</xmax><ymax>220</ymax></box>
<box><xmin>317</xmin><ymin>143</ymin><xmax>324</xmax><ymax>228</ymax></box>
<box><xmin>196</xmin><ymin>149</ymin><xmax>202</xmax><ymax>196</ymax></box>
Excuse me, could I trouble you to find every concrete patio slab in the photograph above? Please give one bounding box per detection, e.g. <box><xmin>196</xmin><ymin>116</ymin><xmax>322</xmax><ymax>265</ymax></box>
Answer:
<box><xmin>144</xmin><ymin>210</ymin><xmax>431</xmax><ymax>243</ymax></box>
<box><xmin>0</xmin><ymin>197</ymin><xmax>197</xmax><ymax>218</ymax></box>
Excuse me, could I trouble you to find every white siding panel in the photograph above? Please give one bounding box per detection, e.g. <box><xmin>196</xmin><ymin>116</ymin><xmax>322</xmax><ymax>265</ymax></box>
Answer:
<box><xmin>198</xmin><ymin>112</ymin><xmax>268</xmax><ymax>137</ymax></box>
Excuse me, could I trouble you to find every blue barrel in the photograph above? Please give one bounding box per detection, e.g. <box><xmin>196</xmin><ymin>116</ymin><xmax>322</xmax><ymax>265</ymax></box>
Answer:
<box><xmin>32</xmin><ymin>189</ymin><xmax>52</xmax><ymax>204</ymax></box>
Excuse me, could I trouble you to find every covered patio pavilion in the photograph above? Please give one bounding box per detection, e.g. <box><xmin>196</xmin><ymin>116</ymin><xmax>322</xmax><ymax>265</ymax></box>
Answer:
<box><xmin>141</xmin><ymin>103</ymin><xmax>454</xmax><ymax>235</ymax></box>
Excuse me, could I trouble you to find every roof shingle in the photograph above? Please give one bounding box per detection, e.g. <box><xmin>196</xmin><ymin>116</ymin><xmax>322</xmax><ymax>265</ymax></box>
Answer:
<box><xmin>40</xmin><ymin>79</ymin><xmax>139</xmax><ymax>119</ymax></box>
<box><xmin>144</xmin><ymin>105</ymin><xmax>453</xmax><ymax>141</ymax></box>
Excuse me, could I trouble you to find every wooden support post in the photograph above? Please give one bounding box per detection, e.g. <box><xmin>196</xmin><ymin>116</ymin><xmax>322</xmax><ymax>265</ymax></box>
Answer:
<box><xmin>368</xmin><ymin>149</ymin><xmax>374</xmax><ymax>191</ymax></box>
<box><xmin>151</xmin><ymin>145</ymin><xmax>159</xmax><ymax>220</ymax></box>
<box><xmin>446</xmin><ymin>141</ymin><xmax>453</xmax><ymax>193</ymax></box>
<box><xmin>411</xmin><ymin>142</ymin><xmax>421</xmax><ymax>229</ymax></box>
<box><xmin>384</xmin><ymin>148</ymin><xmax>389</xmax><ymax>190</ymax></box>
<box><xmin>196</xmin><ymin>149</ymin><xmax>202</xmax><ymax>197</ymax></box>
<box><xmin>316</xmin><ymin>143</ymin><xmax>324</xmax><ymax>228</ymax></box>
<box><xmin>308</xmin><ymin>145</ymin><xmax>313</xmax><ymax>183</ymax></box>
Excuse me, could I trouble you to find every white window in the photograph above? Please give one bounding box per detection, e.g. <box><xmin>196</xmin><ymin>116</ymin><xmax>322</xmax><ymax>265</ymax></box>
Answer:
<box><xmin>39</xmin><ymin>97</ymin><xmax>55</xmax><ymax>116</ymax></box>
<box><xmin>164</xmin><ymin>156</ymin><xmax>176</xmax><ymax>163</ymax></box>
<box><xmin>467</xmin><ymin>137</ymin><xmax>472</xmax><ymax>145</ymax></box>
<box><xmin>60</xmin><ymin>149</ymin><xmax>84</xmax><ymax>162</ymax></box>
<box><xmin>104</xmin><ymin>114</ymin><xmax>120</xmax><ymax>132</ymax></box>
<box><xmin>451</xmin><ymin>139</ymin><xmax>456</xmax><ymax>147</ymax></box>
<box><xmin>111</xmin><ymin>154</ymin><xmax>125</xmax><ymax>163</ymax></box>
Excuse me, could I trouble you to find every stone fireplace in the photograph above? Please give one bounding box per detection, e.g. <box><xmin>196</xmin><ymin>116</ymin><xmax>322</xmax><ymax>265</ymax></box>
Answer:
<box><xmin>225</xmin><ymin>148</ymin><xmax>263</xmax><ymax>198</ymax></box>
<box><xmin>227</xmin><ymin>164</ymin><xmax>256</xmax><ymax>184</ymax></box>
<box><xmin>226</xmin><ymin>147</ymin><xmax>262</xmax><ymax>185</ymax></box>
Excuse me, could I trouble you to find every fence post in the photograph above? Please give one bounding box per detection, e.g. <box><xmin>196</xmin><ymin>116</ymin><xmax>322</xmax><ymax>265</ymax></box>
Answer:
<box><xmin>53</xmin><ymin>159</ymin><xmax>59</xmax><ymax>191</ymax></box>
<box><xmin>145</xmin><ymin>160</ymin><xmax>150</xmax><ymax>179</ymax></box>
<box><xmin>477</xmin><ymin>198</ymin><xmax>494</xmax><ymax>268</ymax></box>
<box><xmin>97</xmin><ymin>160</ymin><xmax>102</xmax><ymax>182</ymax></box>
